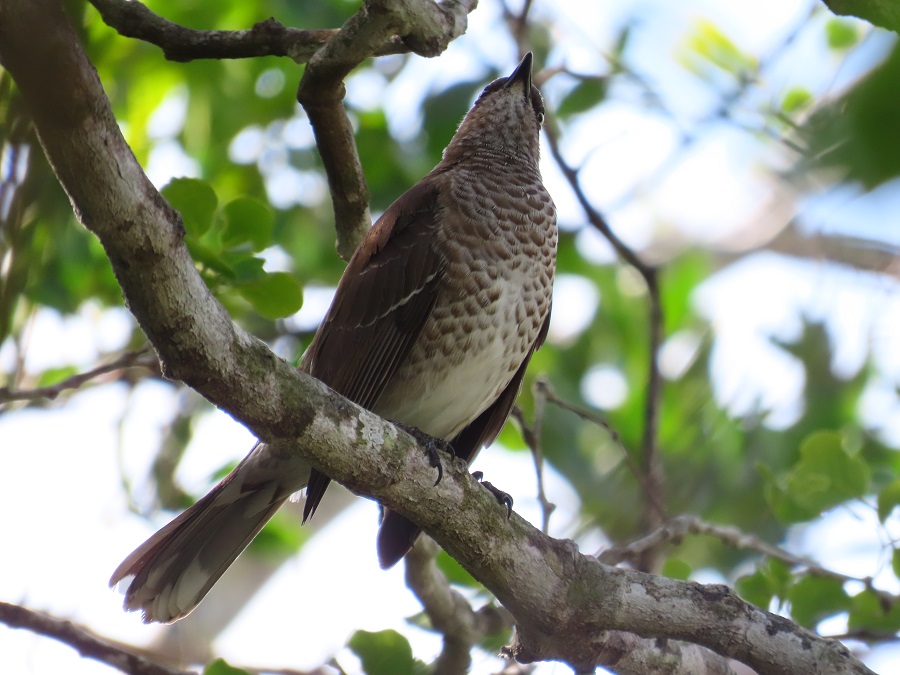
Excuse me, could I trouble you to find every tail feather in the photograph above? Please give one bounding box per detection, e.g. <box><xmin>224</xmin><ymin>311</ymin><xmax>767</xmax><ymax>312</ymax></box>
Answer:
<box><xmin>376</xmin><ymin>509</ymin><xmax>423</xmax><ymax>570</ymax></box>
<box><xmin>110</xmin><ymin>445</ymin><xmax>310</xmax><ymax>623</ymax></box>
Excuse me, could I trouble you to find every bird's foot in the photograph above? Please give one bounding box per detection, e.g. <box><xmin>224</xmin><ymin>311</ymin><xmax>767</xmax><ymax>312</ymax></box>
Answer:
<box><xmin>392</xmin><ymin>422</ymin><xmax>451</xmax><ymax>486</ymax></box>
<box><xmin>472</xmin><ymin>471</ymin><xmax>513</xmax><ymax>518</ymax></box>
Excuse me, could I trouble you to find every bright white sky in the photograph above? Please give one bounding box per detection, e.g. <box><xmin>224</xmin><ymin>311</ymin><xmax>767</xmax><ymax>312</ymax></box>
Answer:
<box><xmin>3</xmin><ymin>0</ymin><xmax>900</xmax><ymax>673</ymax></box>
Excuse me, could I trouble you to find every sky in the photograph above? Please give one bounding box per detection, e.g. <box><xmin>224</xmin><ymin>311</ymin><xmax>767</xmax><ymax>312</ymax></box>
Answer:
<box><xmin>3</xmin><ymin>0</ymin><xmax>900</xmax><ymax>673</ymax></box>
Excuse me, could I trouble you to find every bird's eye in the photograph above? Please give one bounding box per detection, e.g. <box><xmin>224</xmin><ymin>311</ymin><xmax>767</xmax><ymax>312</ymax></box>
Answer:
<box><xmin>536</xmin><ymin>112</ymin><xmax>545</xmax><ymax>126</ymax></box>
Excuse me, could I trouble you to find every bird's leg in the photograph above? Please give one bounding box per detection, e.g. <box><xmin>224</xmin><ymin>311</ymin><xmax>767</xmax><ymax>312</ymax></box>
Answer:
<box><xmin>392</xmin><ymin>421</ymin><xmax>451</xmax><ymax>486</ymax></box>
<box><xmin>472</xmin><ymin>471</ymin><xmax>514</xmax><ymax>518</ymax></box>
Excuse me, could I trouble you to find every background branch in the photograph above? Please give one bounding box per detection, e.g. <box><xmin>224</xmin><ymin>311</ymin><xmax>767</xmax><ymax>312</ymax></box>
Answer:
<box><xmin>0</xmin><ymin>347</ymin><xmax>156</xmax><ymax>406</ymax></box>
<box><xmin>0</xmin><ymin>602</ymin><xmax>194</xmax><ymax>675</ymax></box>
<box><xmin>405</xmin><ymin>539</ymin><xmax>512</xmax><ymax>674</ymax></box>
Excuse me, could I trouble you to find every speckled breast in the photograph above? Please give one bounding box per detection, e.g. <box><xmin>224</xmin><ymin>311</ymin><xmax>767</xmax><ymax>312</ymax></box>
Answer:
<box><xmin>374</xmin><ymin>159</ymin><xmax>557</xmax><ymax>441</ymax></box>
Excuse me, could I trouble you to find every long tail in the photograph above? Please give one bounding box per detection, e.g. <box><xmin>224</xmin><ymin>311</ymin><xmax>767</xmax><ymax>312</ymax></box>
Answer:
<box><xmin>110</xmin><ymin>444</ymin><xmax>310</xmax><ymax>623</ymax></box>
<box><xmin>376</xmin><ymin>509</ymin><xmax>423</xmax><ymax>570</ymax></box>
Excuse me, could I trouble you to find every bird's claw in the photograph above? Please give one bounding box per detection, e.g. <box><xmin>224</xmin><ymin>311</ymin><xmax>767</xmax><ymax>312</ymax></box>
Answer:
<box><xmin>393</xmin><ymin>421</ymin><xmax>449</xmax><ymax>486</ymax></box>
<box><xmin>472</xmin><ymin>471</ymin><xmax>513</xmax><ymax>518</ymax></box>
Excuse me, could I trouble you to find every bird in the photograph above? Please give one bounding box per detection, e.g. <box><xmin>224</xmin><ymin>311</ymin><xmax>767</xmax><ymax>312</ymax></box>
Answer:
<box><xmin>110</xmin><ymin>51</ymin><xmax>557</xmax><ymax>624</ymax></box>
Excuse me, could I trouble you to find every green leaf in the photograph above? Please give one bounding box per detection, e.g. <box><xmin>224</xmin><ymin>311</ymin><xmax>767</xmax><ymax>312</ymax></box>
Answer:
<box><xmin>435</xmin><ymin>550</ymin><xmax>481</xmax><ymax>588</ymax></box>
<box><xmin>557</xmin><ymin>77</ymin><xmax>608</xmax><ymax>118</ymax></box>
<box><xmin>893</xmin><ymin>548</ymin><xmax>900</xmax><ymax>580</ymax></box>
<box><xmin>736</xmin><ymin>558</ymin><xmax>794</xmax><ymax>610</ymax></box>
<box><xmin>203</xmin><ymin>658</ymin><xmax>252</xmax><ymax>675</ymax></box>
<box><xmin>825</xmin><ymin>19</ymin><xmax>859</xmax><ymax>50</ymax></box>
<box><xmin>187</xmin><ymin>238</ymin><xmax>235</xmax><ymax>278</ymax></box>
<box><xmin>162</xmin><ymin>178</ymin><xmax>218</xmax><ymax>238</ymax></box>
<box><xmin>788</xmin><ymin>575</ymin><xmax>850</xmax><ymax>628</ymax></box>
<box><xmin>237</xmin><ymin>272</ymin><xmax>303</xmax><ymax>319</ymax></box>
<box><xmin>785</xmin><ymin>431</ymin><xmax>869</xmax><ymax>516</ymax></box>
<box><xmin>661</xmin><ymin>557</ymin><xmax>692</xmax><ymax>580</ymax></box>
<box><xmin>223</xmin><ymin>253</ymin><xmax>266</xmax><ymax>283</ymax></box>
<box><xmin>682</xmin><ymin>19</ymin><xmax>756</xmax><ymax>78</ymax></box>
<box><xmin>736</xmin><ymin>569</ymin><xmax>773</xmax><ymax>609</ymax></box>
<box><xmin>782</xmin><ymin>87</ymin><xmax>812</xmax><ymax>114</ymax></box>
<box><xmin>35</xmin><ymin>365</ymin><xmax>79</xmax><ymax>388</ymax></box>
<box><xmin>877</xmin><ymin>479</ymin><xmax>900</xmax><ymax>522</ymax></box>
<box><xmin>848</xmin><ymin>589</ymin><xmax>900</xmax><ymax>634</ymax></box>
<box><xmin>221</xmin><ymin>197</ymin><xmax>274</xmax><ymax>251</ymax></box>
<box><xmin>798</xmin><ymin>45</ymin><xmax>900</xmax><ymax>189</ymax></box>
<box><xmin>348</xmin><ymin>629</ymin><xmax>415</xmax><ymax>675</ymax></box>
<box><xmin>821</xmin><ymin>1</ymin><xmax>900</xmax><ymax>34</ymax></box>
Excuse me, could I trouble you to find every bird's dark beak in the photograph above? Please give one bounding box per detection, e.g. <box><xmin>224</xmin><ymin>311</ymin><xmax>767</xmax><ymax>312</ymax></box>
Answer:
<box><xmin>504</xmin><ymin>52</ymin><xmax>533</xmax><ymax>93</ymax></box>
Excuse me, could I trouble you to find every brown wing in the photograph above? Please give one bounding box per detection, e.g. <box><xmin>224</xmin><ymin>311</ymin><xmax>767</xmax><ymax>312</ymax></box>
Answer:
<box><xmin>300</xmin><ymin>179</ymin><xmax>446</xmax><ymax>520</ymax></box>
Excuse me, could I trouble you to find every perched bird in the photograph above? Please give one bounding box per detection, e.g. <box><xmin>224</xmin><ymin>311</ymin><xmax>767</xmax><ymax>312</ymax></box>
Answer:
<box><xmin>111</xmin><ymin>52</ymin><xmax>557</xmax><ymax>623</ymax></box>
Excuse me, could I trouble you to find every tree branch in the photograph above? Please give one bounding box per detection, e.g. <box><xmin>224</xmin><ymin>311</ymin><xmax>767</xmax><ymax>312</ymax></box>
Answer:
<box><xmin>0</xmin><ymin>601</ymin><xmax>194</xmax><ymax>675</ymax></box>
<box><xmin>87</xmin><ymin>0</ymin><xmax>390</xmax><ymax>64</ymax></box>
<box><xmin>0</xmin><ymin>2</ymin><xmax>875</xmax><ymax>673</ymax></box>
<box><xmin>405</xmin><ymin>539</ymin><xmax>512</xmax><ymax>674</ymax></box>
<box><xmin>295</xmin><ymin>0</ymin><xmax>477</xmax><ymax>258</ymax></box>
<box><xmin>600</xmin><ymin>514</ymin><xmax>900</xmax><ymax>606</ymax></box>
<box><xmin>0</xmin><ymin>347</ymin><xmax>156</xmax><ymax>405</ymax></box>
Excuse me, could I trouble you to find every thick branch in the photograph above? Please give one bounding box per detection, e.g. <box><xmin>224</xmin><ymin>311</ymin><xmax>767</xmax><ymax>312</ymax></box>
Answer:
<box><xmin>296</xmin><ymin>0</ymin><xmax>477</xmax><ymax>258</ymax></box>
<box><xmin>0</xmin><ymin>602</ymin><xmax>193</xmax><ymax>675</ymax></box>
<box><xmin>0</xmin><ymin>2</ymin><xmax>875</xmax><ymax>673</ymax></box>
<box><xmin>88</xmin><ymin>0</ymin><xmax>385</xmax><ymax>64</ymax></box>
<box><xmin>405</xmin><ymin>539</ymin><xmax>511</xmax><ymax>674</ymax></box>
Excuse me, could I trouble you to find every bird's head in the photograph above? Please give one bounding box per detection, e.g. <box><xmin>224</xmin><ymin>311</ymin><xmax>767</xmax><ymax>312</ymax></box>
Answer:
<box><xmin>444</xmin><ymin>52</ymin><xmax>546</xmax><ymax>166</ymax></box>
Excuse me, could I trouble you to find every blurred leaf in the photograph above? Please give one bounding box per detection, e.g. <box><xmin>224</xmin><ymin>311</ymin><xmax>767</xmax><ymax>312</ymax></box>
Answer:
<box><xmin>557</xmin><ymin>77</ymin><xmax>608</xmax><ymax>118</ymax></box>
<box><xmin>223</xmin><ymin>253</ymin><xmax>266</xmax><ymax>283</ymax></box>
<box><xmin>221</xmin><ymin>197</ymin><xmax>274</xmax><ymax>251</ymax></box>
<box><xmin>799</xmin><ymin>45</ymin><xmax>900</xmax><ymax>188</ymax></box>
<box><xmin>682</xmin><ymin>19</ymin><xmax>756</xmax><ymax>78</ymax></box>
<box><xmin>825</xmin><ymin>19</ymin><xmax>860</xmax><ymax>50</ymax></box>
<box><xmin>661</xmin><ymin>251</ymin><xmax>710</xmax><ymax>331</ymax></box>
<box><xmin>348</xmin><ymin>629</ymin><xmax>418</xmax><ymax>675</ymax></box>
<box><xmin>203</xmin><ymin>658</ymin><xmax>252</xmax><ymax>675</ymax></box>
<box><xmin>236</xmin><ymin>272</ymin><xmax>303</xmax><ymax>319</ymax></box>
<box><xmin>737</xmin><ymin>569</ymin><xmax>775</xmax><ymax>610</ymax></box>
<box><xmin>848</xmin><ymin>589</ymin><xmax>900</xmax><ymax>633</ymax></box>
<box><xmin>788</xmin><ymin>575</ymin><xmax>850</xmax><ymax>628</ymax></box>
<box><xmin>877</xmin><ymin>478</ymin><xmax>900</xmax><ymax>522</ymax></box>
<box><xmin>435</xmin><ymin>549</ymin><xmax>481</xmax><ymax>588</ymax></box>
<box><xmin>162</xmin><ymin>178</ymin><xmax>218</xmax><ymax>238</ymax></box>
<box><xmin>35</xmin><ymin>365</ymin><xmax>79</xmax><ymax>387</ymax></box>
<box><xmin>893</xmin><ymin>548</ymin><xmax>900</xmax><ymax>579</ymax></box>
<box><xmin>661</xmin><ymin>557</ymin><xmax>692</xmax><ymax>580</ymax></box>
<box><xmin>822</xmin><ymin>0</ymin><xmax>900</xmax><ymax>34</ymax></box>
<box><xmin>782</xmin><ymin>87</ymin><xmax>812</xmax><ymax>114</ymax></box>
<box><xmin>739</xmin><ymin>558</ymin><xmax>793</xmax><ymax>608</ymax></box>
<box><xmin>785</xmin><ymin>431</ymin><xmax>869</xmax><ymax>515</ymax></box>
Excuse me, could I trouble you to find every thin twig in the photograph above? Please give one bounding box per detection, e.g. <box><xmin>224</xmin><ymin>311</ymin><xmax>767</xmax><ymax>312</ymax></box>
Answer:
<box><xmin>0</xmin><ymin>601</ymin><xmax>194</xmax><ymax>675</ymax></box>
<box><xmin>0</xmin><ymin>347</ymin><xmax>156</xmax><ymax>405</ymax></box>
<box><xmin>598</xmin><ymin>514</ymin><xmax>899</xmax><ymax>606</ymax></box>
<box><xmin>506</xmin><ymin>0</ymin><xmax>535</xmax><ymax>53</ymax></box>
<box><xmin>543</xmin><ymin>118</ymin><xmax>666</xmax><ymax>569</ymax></box>
<box><xmin>511</xmin><ymin>379</ymin><xmax>555</xmax><ymax>533</ymax></box>
<box><xmin>537</xmin><ymin>378</ymin><xmax>666</xmax><ymax>521</ymax></box>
